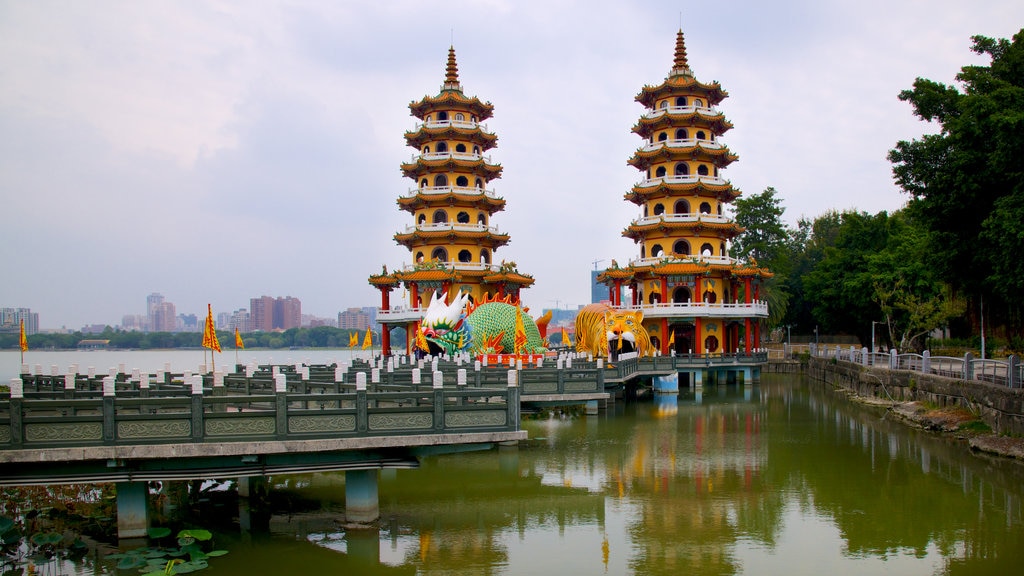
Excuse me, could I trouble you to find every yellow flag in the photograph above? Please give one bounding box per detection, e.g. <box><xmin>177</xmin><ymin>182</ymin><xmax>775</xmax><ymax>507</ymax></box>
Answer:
<box><xmin>561</xmin><ymin>327</ymin><xmax>570</xmax><ymax>347</ymax></box>
<box><xmin>349</xmin><ymin>332</ymin><xmax>359</xmax><ymax>347</ymax></box>
<box><xmin>416</xmin><ymin>325</ymin><xmax>429</xmax><ymax>352</ymax></box>
<box><xmin>19</xmin><ymin>320</ymin><xmax>28</xmax><ymax>352</ymax></box>
<box><xmin>513</xmin><ymin>306</ymin><xmax>527</xmax><ymax>354</ymax></box>
<box><xmin>203</xmin><ymin>304</ymin><xmax>221</xmax><ymax>353</ymax></box>
<box><xmin>235</xmin><ymin>327</ymin><xmax>245</xmax><ymax>349</ymax></box>
<box><xmin>668</xmin><ymin>330</ymin><xmax>675</xmax><ymax>347</ymax></box>
<box><xmin>362</xmin><ymin>327</ymin><xmax>373</xmax><ymax>350</ymax></box>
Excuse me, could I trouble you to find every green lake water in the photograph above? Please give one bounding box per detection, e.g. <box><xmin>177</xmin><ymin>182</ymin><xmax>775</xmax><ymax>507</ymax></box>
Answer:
<box><xmin>6</xmin><ymin>373</ymin><xmax>1024</xmax><ymax>575</ymax></box>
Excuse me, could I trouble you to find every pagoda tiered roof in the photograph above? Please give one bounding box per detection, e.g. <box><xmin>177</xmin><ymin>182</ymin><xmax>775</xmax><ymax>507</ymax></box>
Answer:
<box><xmin>400</xmin><ymin>156</ymin><xmax>503</xmax><ymax>180</ymax></box>
<box><xmin>625</xmin><ymin>178</ymin><xmax>740</xmax><ymax>204</ymax></box>
<box><xmin>408</xmin><ymin>47</ymin><xmax>495</xmax><ymax>120</ymax></box>
<box><xmin>396</xmin><ymin>188</ymin><xmax>506</xmax><ymax>213</ymax></box>
<box><xmin>627</xmin><ymin>142</ymin><xmax>738</xmax><ymax>169</ymax></box>
<box><xmin>635</xmin><ymin>31</ymin><xmax>728</xmax><ymax>107</ymax></box>
<box><xmin>623</xmin><ymin>218</ymin><xmax>744</xmax><ymax>241</ymax></box>
<box><xmin>632</xmin><ymin>110</ymin><xmax>733</xmax><ymax>137</ymax></box>
<box><xmin>393</xmin><ymin>225</ymin><xmax>510</xmax><ymax>250</ymax></box>
<box><xmin>404</xmin><ymin>124</ymin><xmax>498</xmax><ymax>150</ymax></box>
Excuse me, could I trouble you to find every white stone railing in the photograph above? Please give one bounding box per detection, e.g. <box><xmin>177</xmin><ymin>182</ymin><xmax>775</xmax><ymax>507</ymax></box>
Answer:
<box><xmin>639</xmin><ymin>138</ymin><xmax>722</xmax><ymax>152</ymax></box>
<box><xmin>413</xmin><ymin>152</ymin><xmax>492</xmax><ymax>163</ymax></box>
<box><xmin>401</xmin><ymin>186</ymin><xmax>500</xmax><ymax>200</ymax></box>
<box><xmin>402</xmin><ymin>223</ymin><xmax>503</xmax><ymax>234</ymax></box>
<box><xmin>627</xmin><ymin>255</ymin><xmax>744</xmax><ymax>267</ymax></box>
<box><xmin>618</xmin><ymin>301</ymin><xmax>769</xmax><ymax>318</ymax></box>
<box><xmin>634</xmin><ymin>175</ymin><xmax>728</xmax><ymax>188</ymax></box>
<box><xmin>413</xmin><ymin>120</ymin><xmax>493</xmax><ymax>133</ymax></box>
<box><xmin>642</xmin><ymin>105</ymin><xmax>718</xmax><ymax>119</ymax></box>
<box><xmin>630</xmin><ymin>213</ymin><xmax>732</xmax><ymax>226</ymax></box>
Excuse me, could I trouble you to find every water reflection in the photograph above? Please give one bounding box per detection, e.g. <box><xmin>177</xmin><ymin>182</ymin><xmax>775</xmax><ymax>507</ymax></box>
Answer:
<box><xmin>136</xmin><ymin>376</ymin><xmax>1024</xmax><ymax>575</ymax></box>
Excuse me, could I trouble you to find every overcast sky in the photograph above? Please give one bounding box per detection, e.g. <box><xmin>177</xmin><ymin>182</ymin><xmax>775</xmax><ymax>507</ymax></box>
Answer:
<box><xmin>2</xmin><ymin>1</ymin><xmax>1023</xmax><ymax>330</ymax></box>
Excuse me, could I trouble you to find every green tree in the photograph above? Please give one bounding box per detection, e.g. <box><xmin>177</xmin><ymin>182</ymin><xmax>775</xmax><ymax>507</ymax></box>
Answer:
<box><xmin>889</xmin><ymin>29</ymin><xmax>1024</xmax><ymax>334</ymax></box>
<box><xmin>730</xmin><ymin>186</ymin><xmax>794</xmax><ymax>326</ymax></box>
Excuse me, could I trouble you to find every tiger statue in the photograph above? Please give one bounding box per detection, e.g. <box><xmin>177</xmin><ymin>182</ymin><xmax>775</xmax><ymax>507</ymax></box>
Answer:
<box><xmin>574</xmin><ymin>303</ymin><xmax>653</xmax><ymax>359</ymax></box>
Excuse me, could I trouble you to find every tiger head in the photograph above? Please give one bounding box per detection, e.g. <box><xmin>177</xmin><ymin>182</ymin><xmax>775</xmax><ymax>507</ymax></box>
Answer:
<box><xmin>603</xmin><ymin>309</ymin><xmax>653</xmax><ymax>357</ymax></box>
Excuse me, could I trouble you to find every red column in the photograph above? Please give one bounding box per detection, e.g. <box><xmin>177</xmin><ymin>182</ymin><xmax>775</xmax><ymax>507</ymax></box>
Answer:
<box><xmin>744</xmin><ymin>278</ymin><xmax>752</xmax><ymax>304</ymax></box>
<box><xmin>696</xmin><ymin>275</ymin><xmax>703</xmax><ymax>302</ymax></box>
<box><xmin>660</xmin><ymin>277</ymin><xmax>668</xmax><ymax>304</ymax></box>
<box><xmin>380</xmin><ymin>286</ymin><xmax>393</xmax><ymax>356</ymax></box>
<box><xmin>614</xmin><ymin>280</ymin><xmax>623</xmax><ymax>306</ymax></box>
<box><xmin>754</xmin><ymin>282</ymin><xmax>760</xmax><ymax>301</ymax></box>
<box><xmin>695</xmin><ymin>317</ymin><xmax>703</xmax><ymax>354</ymax></box>
<box><xmin>410</xmin><ymin>283</ymin><xmax>419</xmax><ymax>309</ymax></box>
<box><xmin>442</xmin><ymin>281</ymin><xmax>451</xmax><ymax>302</ymax></box>
<box><xmin>608</xmin><ymin>285</ymin><xmax>615</xmax><ymax>303</ymax></box>
<box><xmin>744</xmin><ymin>318</ymin><xmax>751</xmax><ymax>355</ymax></box>
<box><xmin>631</xmin><ymin>283</ymin><xmax>639</xmax><ymax>306</ymax></box>
<box><xmin>661</xmin><ymin>317</ymin><xmax>669</xmax><ymax>355</ymax></box>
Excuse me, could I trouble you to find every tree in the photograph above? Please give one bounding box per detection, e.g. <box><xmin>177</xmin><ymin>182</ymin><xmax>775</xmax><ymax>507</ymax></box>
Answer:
<box><xmin>889</xmin><ymin>29</ymin><xmax>1024</xmax><ymax>334</ymax></box>
<box><xmin>730</xmin><ymin>186</ymin><xmax>794</xmax><ymax>325</ymax></box>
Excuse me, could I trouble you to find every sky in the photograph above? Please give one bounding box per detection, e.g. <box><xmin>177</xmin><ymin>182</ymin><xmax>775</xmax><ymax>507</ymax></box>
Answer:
<box><xmin>2</xmin><ymin>0</ymin><xmax>1023</xmax><ymax>330</ymax></box>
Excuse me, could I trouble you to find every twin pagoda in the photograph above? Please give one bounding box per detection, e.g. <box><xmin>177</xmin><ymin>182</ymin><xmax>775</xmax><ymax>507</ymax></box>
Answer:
<box><xmin>370</xmin><ymin>32</ymin><xmax>770</xmax><ymax>357</ymax></box>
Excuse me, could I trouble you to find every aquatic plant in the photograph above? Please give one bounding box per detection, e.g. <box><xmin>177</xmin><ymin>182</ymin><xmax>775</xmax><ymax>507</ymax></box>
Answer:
<box><xmin>103</xmin><ymin>527</ymin><xmax>228</xmax><ymax>575</ymax></box>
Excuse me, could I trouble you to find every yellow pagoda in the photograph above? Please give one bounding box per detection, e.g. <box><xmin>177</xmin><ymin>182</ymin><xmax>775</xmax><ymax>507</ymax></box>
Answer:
<box><xmin>370</xmin><ymin>47</ymin><xmax>535</xmax><ymax>355</ymax></box>
<box><xmin>597</xmin><ymin>30</ymin><xmax>771</xmax><ymax>356</ymax></box>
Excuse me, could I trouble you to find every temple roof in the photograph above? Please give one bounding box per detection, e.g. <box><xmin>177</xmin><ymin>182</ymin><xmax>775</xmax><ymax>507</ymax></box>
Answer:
<box><xmin>404</xmin><ymin>125</ymin><xmax>498</xmax><ymax>150</ymax></box>
<box><xmin>627</xmin><ymin>143</ymin><xmax>738</xmax><ymax>169</ymax></box>
<box><xmin>625</xmin><ymin>179</ymin><xmax>741</xmax><ymax>204</ymax></box>
<box><xmin>400</xmin><ymin>156</ymin><xmax>503</xmax><ymax>180</ymax></box>
<box><xmin>622</xmin><ymin>219</ymin><xmax>744</xmax><ymax>241</ymax></box>
<box><xmin>632</xmin><ymin>111</ymin><xmax>733</xmax><ymax>137</ymax></box>
<box><xmin>636</xmin><ymin>31</ymin><xmax>727</xmax><ymax>108</ymax></box>
<box><xmin>393</xmin><ymin>227</ymin><xmax>510</xmax><ymax>250</ymax></box>
<box><xmin>396</xmin><ymin>190</ymin><xmax>506</xmax><ymax>213</ymax></box>
<box><xmin>409</xmin><ymin>47</ymin><xmax>495</xmax><ymax>120</ymax></box>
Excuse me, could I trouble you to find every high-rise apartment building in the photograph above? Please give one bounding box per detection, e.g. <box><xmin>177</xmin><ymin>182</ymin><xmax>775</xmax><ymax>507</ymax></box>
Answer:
<box><xmin>0</xmin><ymin>307</ymin><xmax>38</xmax><ymax>335</ymax></box>
<box><xmin>249</xmin><ymin>296</ymin><xmax>301</xmax><ymax>331</ymax></box>
<box><xmin>338</xmin><ymin>308</ymin><xmax>371</xmax><ymax>331</ymax></box>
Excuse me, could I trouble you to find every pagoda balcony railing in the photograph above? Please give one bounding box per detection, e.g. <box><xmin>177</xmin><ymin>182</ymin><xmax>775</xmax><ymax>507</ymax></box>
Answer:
<box><xmin>639</xmin><ymin>138</ymin><xmax>723</xmax><ymax>152</ymax></box>
<box><xmin>398</xmin><ymin>261</ymin><xmax>503</xmax><ymax>273</ymax></box>
<box><xmin>618</xmin><ymin>301</ymin><xmax>769</xmax><ymax>319</ymax></box>
<box><xmin>642</xmin><ymin>104</ymin><xmax>718</xmax><ymax>119</ymax></box>
<box><xmin>627</xmin><ymin>255</ymin><xmax>746</xmax><ymax>268</ymax></box>
<box><xmin>630</xmin><ymin>212</ymin><xmax>733</xmax><ymax>226</ymax></box>
<box><xmin>402</xmin><ymin>222</ymin><xmax>503</xmax><ymax>234</ymax></box>
<box><xmin>413</xmin><ymin>152</ymin><xmax>492</xmax><ymax>163</ymax></box>
<box><xmin>401</xmin><ymin>186</ymin><xmax>499</xmax><ymax>200</ymax></box>
<box><xmin>635</xmin><ymin>175</ymin><xmax>727</xmax><ymax>188</ymax></box>
<box><xmin>414</xmin><ymin>120</ymin><xmax>493</xmax><ymax>134</ymax></box>
<box><xmin>377</xmin><ymin>307</ymin><xmax>427</xmax><ymax>323</ymax></box>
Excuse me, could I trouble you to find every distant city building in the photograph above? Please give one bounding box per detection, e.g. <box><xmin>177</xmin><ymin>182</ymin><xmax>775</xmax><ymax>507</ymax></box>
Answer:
<box><xmin>80</xmin><ymin>324</ymin><xmax>108</xmax><ymax>335</ymax></box>
<box><xmin>338</xmin><ymin>307</ymin><xmax>370</xmax><ymax>331</ymax></box>
<box><xmin>249</xmin><ymin>295</ymin><xmax>302</xmax><ymax>331</ymax></box>
<box><xmin>146</xmin><ymin>293</ymin><xmax>177</xmax><ymax>332</ymax></box>
<box><xmin>224</xmin><ymin>309</ymin><xmax>250</xmax><ymax>332</ymax></box>
<box><xmin>590</xmin><ymin>270</ymin><xmax>605</xmax><ymax>303</ymax></box>
<box><xmin>0</xmin><ymin>307</ymin><xmax>38</xmax><ymax>335</ymax></box>
<box><xmin>302</xmin><ymin>314</ymin><xmax>336</xmax><ymax>328</ymax></box>
<box><xmin>121</xmin><ymin>314</ymin><xmax>146</xmax><ymax>332</ymax></box>
<box><xmin>178</xmin><ymin>313</ymin><xmax>198</xmax><ymax>332</ymax></box>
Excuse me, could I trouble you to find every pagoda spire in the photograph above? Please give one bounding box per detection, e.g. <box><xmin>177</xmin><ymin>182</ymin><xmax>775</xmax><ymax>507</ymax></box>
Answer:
<box><xmin>670</xmin><ymin>29</ymin><xmax>692</xmax><ymax>78</ymax></box>
<box><xmin>443</xmin><ymin>46</ymin><xmax>461</xmax><ymax>91</ymax></box>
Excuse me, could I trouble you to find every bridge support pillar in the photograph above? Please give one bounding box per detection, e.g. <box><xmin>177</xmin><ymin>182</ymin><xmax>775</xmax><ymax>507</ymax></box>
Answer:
<box><xmin>345</xmin><ymin>469</ymin><xmax>379</xmax><ymax>524</ymax></box>
<box><xmin>116</xmin><ymin>481</ymin><xmax>149</xmax><ymax>539</ymax></box>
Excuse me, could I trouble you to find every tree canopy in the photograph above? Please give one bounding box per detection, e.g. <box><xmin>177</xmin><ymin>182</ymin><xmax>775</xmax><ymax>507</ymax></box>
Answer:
<box><xmin>889</xmin><ymin>29</ymin><xmax>1024</xmax><ymax>333</ymax></box>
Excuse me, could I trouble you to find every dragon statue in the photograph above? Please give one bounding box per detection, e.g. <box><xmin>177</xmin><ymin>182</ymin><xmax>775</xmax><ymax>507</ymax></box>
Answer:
<box><xmin>418</xmin><ymin>291</ymin><xmax>550</xmax><ymax>357</ymax></box>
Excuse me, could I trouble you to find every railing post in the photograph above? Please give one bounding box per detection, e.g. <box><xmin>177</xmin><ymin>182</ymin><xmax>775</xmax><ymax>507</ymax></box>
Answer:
<box><xmin>191</xmin><ymin>375</ymin><xmax>205</xmax><ymax>442</ymax></box>
<box><xmin>273</xmin><ymin>373</ymin><xmax>288</xmax><ymax>440</ymax></box>
<box><xmin>433</xmin><ymin>371</ymin><xmax>445</xmax><ymax>431</ymax></box>
<box><xmin>8</xmin><ymin>378</ymin><xmax>24</xmax><ymax>447</ymax></box>
<box><xmin>356</xmin><ymin>373</ymin><xmax>368</xmax><ymax>433</ymax></box>
<box><xmin>457</xmin><ymin>369</ymin><xmax>467</xmax><ymax>405</ymax></box>
<box><xmin>1008</xmin><ymin>355</ymin><xmax>1019</xmax><ymax>389</ymax></box>
<box><xmin>922</xmin><ymin>351</ymin><xmax>931</xmax><ymax>375</ymax></box>
<box><xmin>889</xmin><ymin>349</ymin><xmax>898</xmax><ymax>370</ymax></box>
<box><xmin>557</xmin><ymin>365</ymin><xmax>565</xmax><ymax>394</ymax></box>
<box><xmin>507</xmin><ymin>370</ymin><xmax>519</xmax><ymax>429</ymax></box>
<box><xmin>103</xmin><ymin>376</ymin><xmax>116</xmax><ymax>444</ymax></box>
<box><xmin>963</xmin><ymin>352</ymin><xmax>974</xmax><ymax>381</ymax></box>
<box><xmin>474</xmin><ymin>360</ymin><xmax>482</xmax><ymax>387</ymax></box>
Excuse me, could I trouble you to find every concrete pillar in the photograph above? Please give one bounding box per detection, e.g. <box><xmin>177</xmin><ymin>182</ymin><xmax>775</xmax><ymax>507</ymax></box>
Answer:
<box><xmin>345</xmin><ymin>469</ymin><xmax>380</xmax><ymax>523</ymax></box>
<box><xmin>116</xmin><ymin>481</ymin><xmax>149</xmax><ymax>539</ymax></box>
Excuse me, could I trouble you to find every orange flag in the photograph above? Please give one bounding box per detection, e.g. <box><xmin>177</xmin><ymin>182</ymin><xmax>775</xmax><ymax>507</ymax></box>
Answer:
<box><xmin>19</xmin><ymin>319</ymin><xmax>28</xmax><ymax>352</ymax></box>
<box><xmin>561</xmin><ymin>327</ymin><xmax>570</xmax><ymax>347</ymax></box>
<box><xmin>349</xmin><ymin>332</ymin><xmax>359</xmax><ymax>347</ymax></box>
<box><xmin>235</xmin><ymin>327</ymin><xmax>245</xmax><ymax>349</ymax></box>
<box><xmin>362</xmin><ymin>327</ymin><xmax>373</xmax><ymax>350</ymax></box>
<box><xmin>203</xmin><ymin>304</ymin><xmax>221</xmax><ymax>353</ymax></box>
